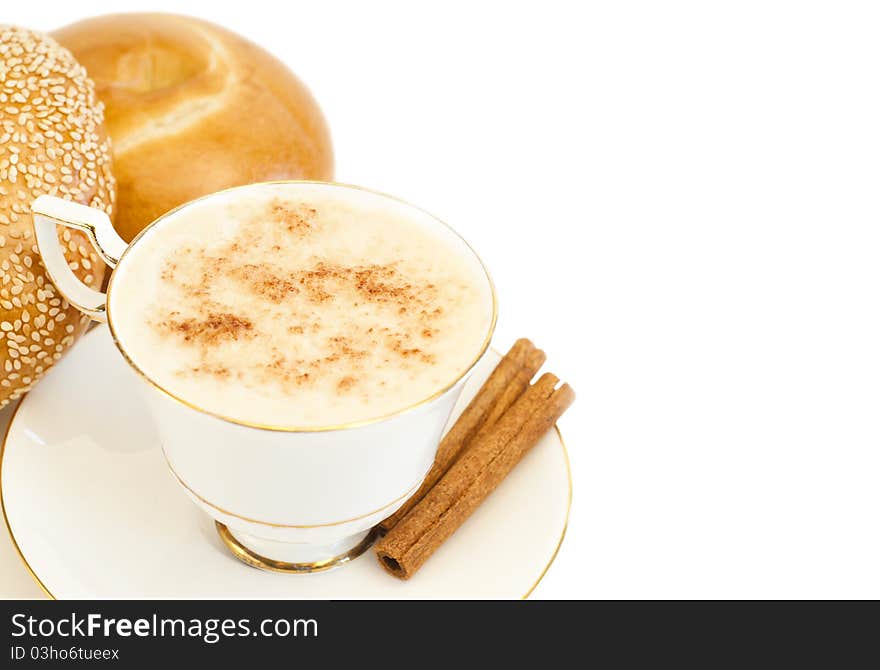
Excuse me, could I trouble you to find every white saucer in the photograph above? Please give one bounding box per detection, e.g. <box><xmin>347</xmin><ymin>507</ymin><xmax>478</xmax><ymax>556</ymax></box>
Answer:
<box><xmin>1</xmin><ymin>326</ymin><xmax>571</xmax><ymax>599</ymax></box>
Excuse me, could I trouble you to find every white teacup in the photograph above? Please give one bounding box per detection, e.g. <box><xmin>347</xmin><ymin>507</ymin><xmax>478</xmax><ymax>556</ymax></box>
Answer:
<box><xmin>31</xmin><ymin>182</ymin><xmax>496</xmax><ymax>572</ymax></box>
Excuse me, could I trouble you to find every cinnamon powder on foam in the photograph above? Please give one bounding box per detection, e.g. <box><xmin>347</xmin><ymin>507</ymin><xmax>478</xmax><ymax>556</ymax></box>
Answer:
<box><xmin>111</xmin><ymin>186</ymin><xmax>490</xmax><ymax>427</ymax></box>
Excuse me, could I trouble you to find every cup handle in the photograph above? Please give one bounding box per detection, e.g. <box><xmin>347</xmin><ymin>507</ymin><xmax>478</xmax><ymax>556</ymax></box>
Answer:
<box><xmin>31</xmin><ymin>195</ymin><xmax>128</xmax><ymax>323</ymax></box>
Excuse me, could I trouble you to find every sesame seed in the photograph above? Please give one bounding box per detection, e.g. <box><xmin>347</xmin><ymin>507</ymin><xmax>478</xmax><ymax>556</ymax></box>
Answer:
<box><xmin>0</xmin><ymin>25</ymin><xmax>115</xmax><ymax>404</ymax></box>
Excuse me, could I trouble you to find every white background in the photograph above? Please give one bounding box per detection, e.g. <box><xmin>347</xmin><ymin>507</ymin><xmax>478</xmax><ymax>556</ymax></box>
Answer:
<box><xmin>3</xmin><ymin>0</ymin><xmax>880</xmax><ymax>598</ymax></box>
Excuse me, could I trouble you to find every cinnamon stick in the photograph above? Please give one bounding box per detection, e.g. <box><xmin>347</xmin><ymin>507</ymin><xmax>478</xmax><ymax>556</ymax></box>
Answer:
<box><xmin>376</xmin><ymin>373</ymin><xmax>575</xmax><ymax>579</ymax></box>
<box><xmin>378</xmin><ymin>339</ymin><xmax>545</xmax><ymax>532</ymax></box>
<box><xmin>478</xmin><ymin>344</ymin><xmax>546</xmax><ymax>430</ymax></box>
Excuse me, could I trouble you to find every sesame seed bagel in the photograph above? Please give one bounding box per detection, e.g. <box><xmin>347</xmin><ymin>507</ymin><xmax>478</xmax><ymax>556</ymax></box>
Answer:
<box><xmin>53</xmin><ymin>13</ymin><xmax>334</xmax><ymax>242</ymax></box>
<box><xmin>0</xmin><ymin>25</ymin><xmax>116</xmax><ymax>409</ymax></box>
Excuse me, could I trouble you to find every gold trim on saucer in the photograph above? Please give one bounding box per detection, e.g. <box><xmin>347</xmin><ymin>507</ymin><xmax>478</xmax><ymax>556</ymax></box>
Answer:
<box><xmin>216</xmin><ymin>522</ymin><xmax>378</xmax><ymax>574</ymax></box>
<box><xmin>103</xmin><ymin>180</ymin><xmax>499</xmax><ymax>434</ymax></box>
<box><xmin>164</xmin><ymin>448</ymin><xmax>428</xmax><ymax>528</ymax></box>
<box><xmin>521</xmin><ymin>425</ymin><xmax>572</xmax><ymax>599</ymax></box>
<box><xmin>0</xmin><ymin>402</ymin><xmax>55</xmax><ymax>600</ymax></box>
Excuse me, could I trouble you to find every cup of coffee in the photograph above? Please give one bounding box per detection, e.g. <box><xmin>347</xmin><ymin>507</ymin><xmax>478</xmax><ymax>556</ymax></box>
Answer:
<box><xmin>32</xmin><ymin>182</ymin><xmax>496</xmax><ymax>571</ymax></box>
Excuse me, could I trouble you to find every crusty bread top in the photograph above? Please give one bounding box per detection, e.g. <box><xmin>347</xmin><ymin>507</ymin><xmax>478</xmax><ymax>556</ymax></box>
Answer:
<box><xmin>54</xmin><ymin>13</ymin><xmax>334</xmax><ymax>241</ymax></box>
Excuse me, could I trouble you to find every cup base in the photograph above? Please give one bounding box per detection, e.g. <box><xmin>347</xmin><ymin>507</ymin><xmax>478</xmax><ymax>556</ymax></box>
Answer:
<box><xmin>215</xmin><ymin>522</ymin><xmax>378</xmax><ymax>574</ymax></box>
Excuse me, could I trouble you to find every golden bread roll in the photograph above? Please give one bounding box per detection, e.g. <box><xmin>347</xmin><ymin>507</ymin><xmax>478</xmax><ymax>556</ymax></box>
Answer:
<box><xmin>0</xmin><ymin>25</ymin><xmax>115</xmax><ymax>408</ymax></box>
<box><xmin>53</xmin><ymin>13</ymin><xmax>334</xmax><ymax>242</ymax></box>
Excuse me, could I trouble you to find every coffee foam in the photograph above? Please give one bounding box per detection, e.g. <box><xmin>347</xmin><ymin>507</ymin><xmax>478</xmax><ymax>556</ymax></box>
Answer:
<box><xmin>109</xmin><ymin>183</ymin><xmax>493</xmax><ymax>427</ymax></box>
